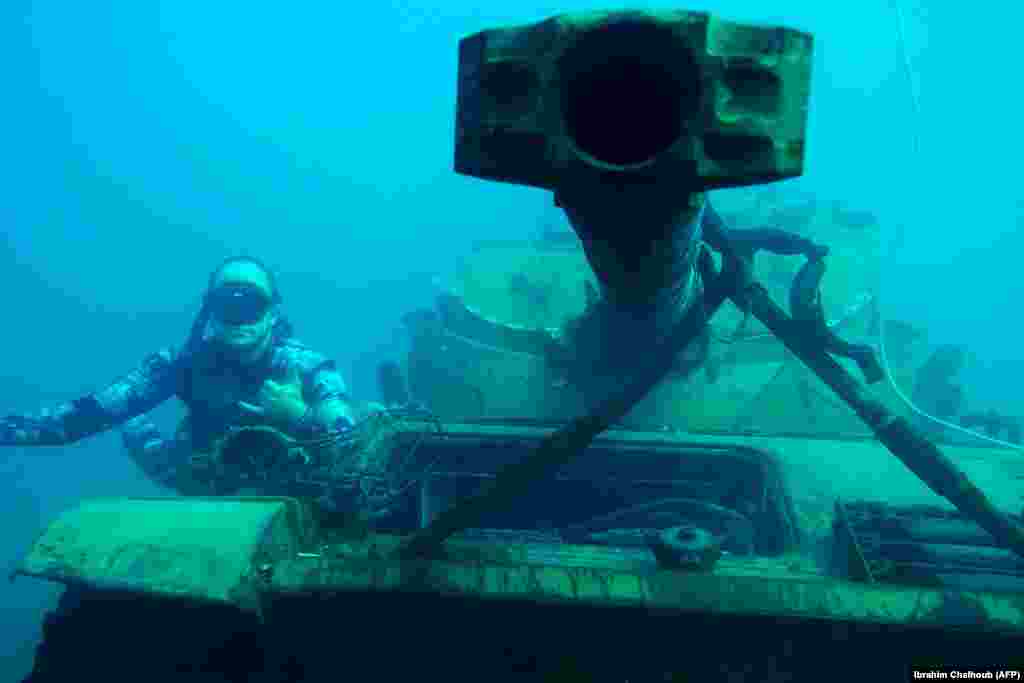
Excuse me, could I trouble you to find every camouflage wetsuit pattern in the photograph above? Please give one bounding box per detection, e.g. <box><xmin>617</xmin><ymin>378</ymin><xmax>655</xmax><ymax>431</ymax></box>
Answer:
<box><xmin>0</xmin><ymin>335</ymin><xmax>352</xmax><ymax>486</ymax></box>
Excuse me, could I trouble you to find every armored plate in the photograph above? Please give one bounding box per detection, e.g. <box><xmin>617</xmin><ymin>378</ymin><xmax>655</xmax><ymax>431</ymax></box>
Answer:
<box><xmin>16</xmin><ymin>497</ymin><xmax>309</xmax><ymax>613</ymax></box>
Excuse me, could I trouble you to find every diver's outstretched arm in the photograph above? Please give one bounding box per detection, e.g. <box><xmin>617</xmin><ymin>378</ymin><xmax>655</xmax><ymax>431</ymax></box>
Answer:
<box><xmin>0</xmin><ymin>349</ymin><xmax>179</xmax><ymax>447</ymax></box>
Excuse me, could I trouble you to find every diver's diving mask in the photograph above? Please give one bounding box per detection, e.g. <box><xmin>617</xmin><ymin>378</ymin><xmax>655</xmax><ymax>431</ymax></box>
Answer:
<box><xmin>208</xmin><ymin>284</ymin><xmax>273</xmax><ymax>326</ymax></box>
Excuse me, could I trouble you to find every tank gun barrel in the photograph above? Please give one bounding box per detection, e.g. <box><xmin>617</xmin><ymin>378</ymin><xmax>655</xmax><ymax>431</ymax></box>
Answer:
<box><xmin>403</xmin><ymin>10</ymin><xmax>811</xmax><ymax>558</ymax></box>
<box><xmin>407</xmin><ymin>9</ymin><xmax>1024</xmax><ymax>561</ymax></box>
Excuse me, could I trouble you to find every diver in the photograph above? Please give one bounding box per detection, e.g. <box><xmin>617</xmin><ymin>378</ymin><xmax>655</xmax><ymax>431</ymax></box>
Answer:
<box><xmin>0</xmin><ymin>256</ymin><xmax>358</xmax><ymax>487</ymax></box>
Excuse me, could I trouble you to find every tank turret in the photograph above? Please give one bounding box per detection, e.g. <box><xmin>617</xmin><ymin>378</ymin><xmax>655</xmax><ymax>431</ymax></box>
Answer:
<box><xmin>404</xmin><ymin>185</ymin><xmax>925</xmax><ymax>439</ymax></box>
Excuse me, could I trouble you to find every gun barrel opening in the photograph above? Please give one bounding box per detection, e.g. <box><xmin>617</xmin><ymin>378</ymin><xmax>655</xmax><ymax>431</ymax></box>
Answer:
<box><xmin>558</xmin><ymin>20</ymin><xmax>701</xmax><ymax>168</ymax></box>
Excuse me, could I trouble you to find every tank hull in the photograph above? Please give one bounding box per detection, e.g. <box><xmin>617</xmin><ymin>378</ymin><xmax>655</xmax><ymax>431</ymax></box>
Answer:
<box><xmin>23</xmin><ymin>581</ymin><xmax>1024</xmax><ymax>682</ymax></box>
<box><xmin>16</xmin><ymin>423</ymin><xmax>1024</xmax><ymax>681</ymax></box>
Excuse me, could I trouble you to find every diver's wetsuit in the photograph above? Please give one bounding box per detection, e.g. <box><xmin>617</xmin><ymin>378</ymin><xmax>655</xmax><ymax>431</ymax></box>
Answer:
<box><xmin>0</xmin><ymin>324</ymin><xmax>353</xmax><ymax>460</ymax></box>
<box><xmin>120</xmin><ymin>331</ymin><xmax>357</xmax><ymax>489</ymax></box>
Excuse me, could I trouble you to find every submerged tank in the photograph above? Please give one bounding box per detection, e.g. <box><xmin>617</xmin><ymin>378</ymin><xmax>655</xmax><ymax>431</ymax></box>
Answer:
<box><xmin>15</xmin><ymin>9</ymin><xmax>1024</xmax><ymax>682</ymax></box>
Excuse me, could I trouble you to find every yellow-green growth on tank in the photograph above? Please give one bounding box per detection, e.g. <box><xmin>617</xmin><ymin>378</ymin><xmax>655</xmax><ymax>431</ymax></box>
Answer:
<box><xmin>406</xmin><ymin>187</ymin><xmax>927</xmax><ymax>438</ymax></box>
<box><xmin>15</xmin><ymin>497</ymin><xmax>309</xmax><ymax>615</ymax></box>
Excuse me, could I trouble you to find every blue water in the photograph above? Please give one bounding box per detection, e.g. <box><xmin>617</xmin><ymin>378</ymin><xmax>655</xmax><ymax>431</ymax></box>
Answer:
<box><xmin>1</xmin><ymin>0</ymin><xmax>1021</xmax><ymax>677</ymax></box>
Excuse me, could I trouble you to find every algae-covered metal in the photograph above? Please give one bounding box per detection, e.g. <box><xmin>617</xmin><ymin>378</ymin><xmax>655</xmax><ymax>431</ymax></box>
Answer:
<box><xmin>16</xmin><ymin>497</ymin><xmax>309</xmax><ymax>614</ymax></box>
<box><xmin>16</xmin><ymin>418</ymin><xmax>1024</xmax><ymax>680</ymax></box>
<box><xmin>17</xmin><ymin>421</ymin><xmax>1024</xmax><ymax>628</ymax></box>
<box><xmin>406</xmin><ymin>185</ymin><xmax>905</xmax><ymax>437</ymax></box>
<box><xmin>271</xmin><ymin>532</ymin><xmax>1024</xmax><ymax>634</ymax></box>
<box><xmin>455</xmin><ymin>9</ymin><xmax>812</xmax><ymax>190</ymax></box>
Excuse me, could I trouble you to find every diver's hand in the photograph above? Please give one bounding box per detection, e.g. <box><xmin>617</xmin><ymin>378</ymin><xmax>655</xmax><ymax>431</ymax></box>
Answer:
<box><xmin>238</xmin><ymin>366</ymin><xmax>309</xmax><ymax>425</ymax></box>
